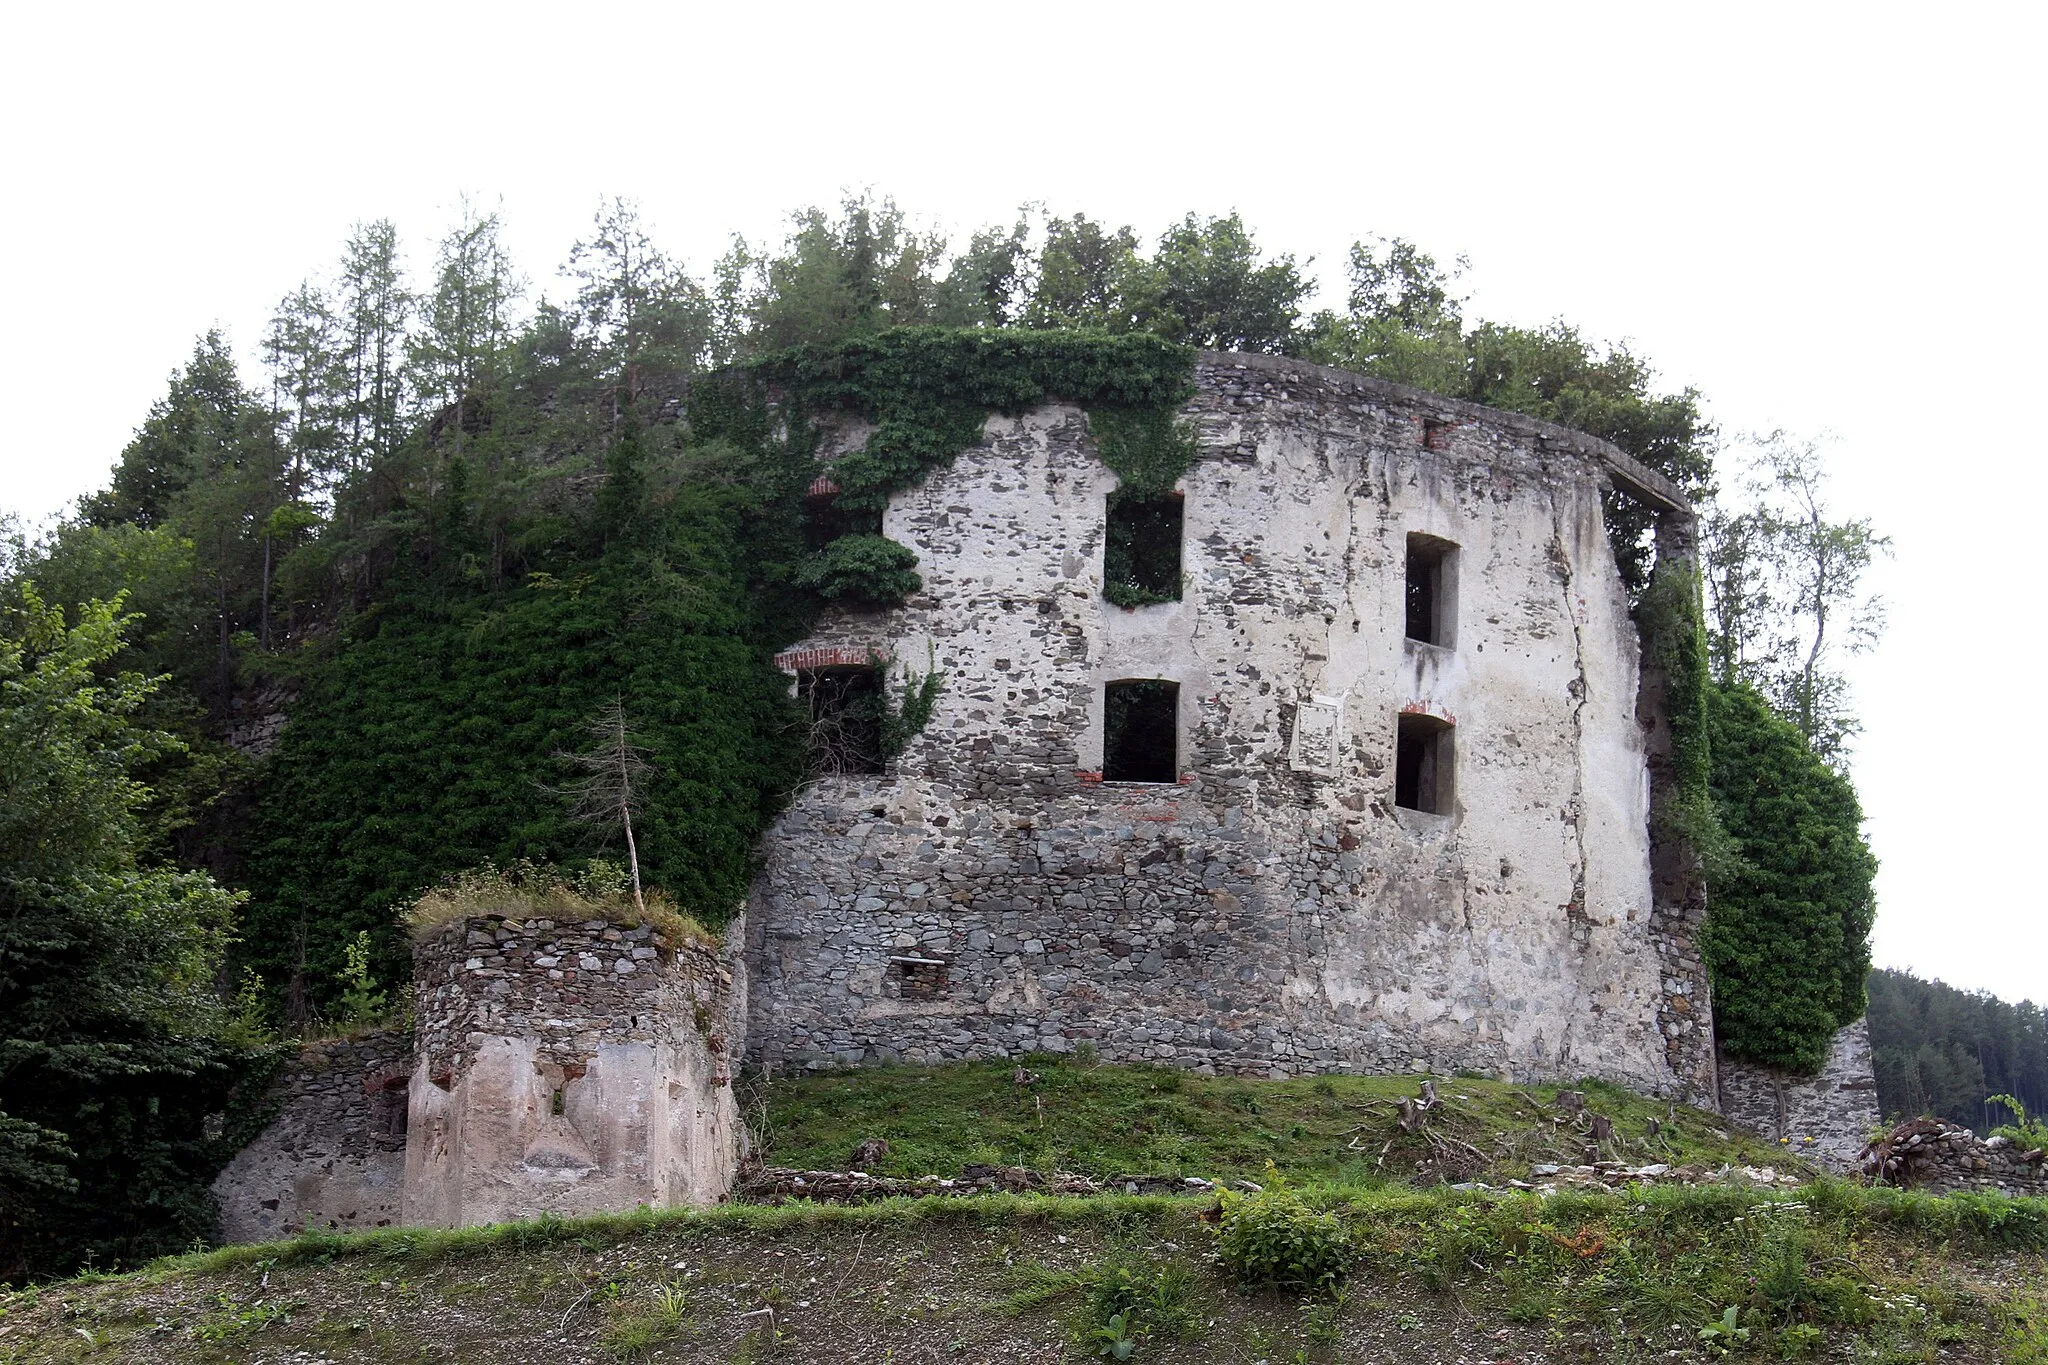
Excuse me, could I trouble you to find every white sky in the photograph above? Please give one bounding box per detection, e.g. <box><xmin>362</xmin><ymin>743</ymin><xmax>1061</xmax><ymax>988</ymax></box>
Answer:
<box><xmin>3</xmin><ymin>3</ymin><xmax>2040</xmax><ymax>1005</ymax></box>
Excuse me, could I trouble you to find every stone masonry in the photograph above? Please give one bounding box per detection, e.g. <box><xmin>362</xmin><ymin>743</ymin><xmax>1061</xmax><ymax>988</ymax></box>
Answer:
<box><xmin>746</xmin><ymin>352</ymin><xmax>1717</xmax><ymax>1101</ymax></box>
<box><xmin>1718</xmin><ymin>1018</ymin><xmax>1884</xmax><ymax>1173</ymax></box>
<box><xmin>405</xmin><ymin>913</ymin><xmax>746</xmax><ymax>1227</ymax></box>
<box><xmin>213</xmin><ymin>913</ymin><xmax>747</xmax><ymax>1241</ymax></box>
<box><xmin>212</xmin><ymin>1030</ymin><xmax>412</xmax><ymax>1243</ymax></box>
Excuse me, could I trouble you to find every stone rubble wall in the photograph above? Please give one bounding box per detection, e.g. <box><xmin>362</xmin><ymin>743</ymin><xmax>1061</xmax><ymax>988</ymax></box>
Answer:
<box><xmin>1718</xmin><ymin>1019</ymin><xmax>1882</xmax><ymax>1173</ymax></box>
<box><xmin>748</xmin><ymin>352</ymin><xmax>1714</xmax><ymax>1101</ymax></box>
<box><xmin>1862</xmin><ymin>1116</ymin><xmax>2048</xmax><ymax>1197</ymax></box>
<box><xmin>404</xmin><ymin>912</ymin><xmax>746</xmax><ymax>1228</ymax></box>
<box><xmin>211</xmin><ymin>1030</ymin><xmax>413</xmax><ymax>1243</ymax></box>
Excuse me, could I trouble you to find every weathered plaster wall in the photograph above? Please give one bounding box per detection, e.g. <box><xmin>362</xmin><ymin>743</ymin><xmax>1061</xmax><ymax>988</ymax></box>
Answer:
<box><xmin>404</xmin><ymin>914</ymin><xmax>746</xmax><ymax>1228</ymax></box>
<box><xmin>747</xmin><ymin>353</ymin><xmax>1713</xmax><ymax>1100</ymax></box>
<box><xmin>1719</xmin><ymin>1019</ymin><xmax>1883</xmax><ymax>1172</ymax></box>
<box><xmin>212</xmin><ymin>1030</ymin><xmax>412</xmax><ymax>1243</ymax></box>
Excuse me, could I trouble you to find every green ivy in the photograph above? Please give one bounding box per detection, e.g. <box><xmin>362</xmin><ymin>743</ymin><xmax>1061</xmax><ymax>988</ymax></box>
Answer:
<box><xmin>1702</xmin><ymin>683</ymin><xmax>1877</xmax><ymax>1073</ymax></box>
<box><xmin>1636</xmin><ymin>558</ymin><xmax>1727</xmax><ymax>874</ymax></box>
<box><xmin>791</xmin><ymin>534</ymin><xmax>922</xmax><ymax>606</ymax></box>
<box><xmin>745</xmin><ymin>328</ymin><xmax>1197</xmax><ymax>606</ymax></box>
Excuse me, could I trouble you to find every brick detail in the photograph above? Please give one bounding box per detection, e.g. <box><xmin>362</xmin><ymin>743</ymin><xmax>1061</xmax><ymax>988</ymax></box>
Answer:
<box><xmin>774</xmin><ymin>645</ymin><xmax>878</xmax><ymax>673</ymax></box>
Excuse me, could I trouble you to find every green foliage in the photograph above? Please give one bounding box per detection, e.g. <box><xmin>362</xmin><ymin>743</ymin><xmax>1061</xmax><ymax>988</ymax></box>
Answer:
<box><xmin>1987</xmin><ymin>1094</ymin><xmax>2048</xmax><ymax>1150</ymax></box>
<box><xmin>1088</xmin><ymin>406</ymin><xmax>1199</xmax><ymax>496</ymax></box>
<box><xmin>878</xmin><ymin>651</ymin><xmax>945</xmax><ymax>760</ymax></box>
<box><xmin>238</xmin><ymin>434</ymin><xmax>804</xmax><ymax>1011</ymax></box>
<box><xmin>334</xmin><ymin>931</ymin><xmax>387</xmax><ymax>1025</ymax></box>
<box><xmin>0</xmin><ymin>590</ymin><xmax>257</xmax><ymax>1280</ymax></box>
<box><xmin>1211</xmin><ymin>1165</ymin><xmax>1353</xmax><ymax>1292</ymax></box>
<box><xmin>756</xmin><ymin>1059</ymin><xmax>1793</xmax><ymax>1185</ymax></box>
<box><xmin>758</xmin><ymin>326</ymin><xmax>1195</xmax><ymax>513</ymax></box>
<box><xmin>790</xmin><ymin>534</ymin><xmax>921</xmax><ymax>607</ymax></box>
<box><xmin>1636</xmin><ymin>557</ymin><xmax>1731</xmax><ymax>876</ymax></box>
<box><xmin>1703</xmin><ymin>683</ymin><xmax>1877</xmax><ymax>1072</ymax></box>
<box><xmin>1867</xmin><ymin>968</ymin><xmax>2048</xmax><ymax>1128</ymax></box>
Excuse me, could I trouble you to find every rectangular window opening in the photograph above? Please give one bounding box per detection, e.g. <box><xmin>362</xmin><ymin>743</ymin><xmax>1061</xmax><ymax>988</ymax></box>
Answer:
<box><xmin>799</xmin><ymin>665</ymin><xmax>885</xmax><ymax>775</ymax></box>
<box><xmin>890</xmin><ymin>955</ymin><xmax>951</xmax><ymax>999</ymax></box>
<box><xmin>1103</xmin><ymin>490</ymin><xmax>1184</xmax><ymax>607</ymax></box>
<box><xmin>1405</xmin><ymin>533</ymin><xmax>1458</xmax><ymax>646</ymax></box>
<box><xmin>1395</xmin><ymin>712</ymin><xmax>1455</xmax><ymax>815</ymax></box>
<box><xmin>803</xmin><ymin>489</ymin><xmax>882</xmax><ymax>551</ymax></box>
<box><xmin>1103</xmin><ymin>679</ymin><xmax>1179</xmax><ymax>783</ymax></box>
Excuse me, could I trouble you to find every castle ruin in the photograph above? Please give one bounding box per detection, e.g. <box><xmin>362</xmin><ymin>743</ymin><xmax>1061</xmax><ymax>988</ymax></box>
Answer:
<box><xmin>214</xmin><ymin>350</ymin><xmax>1893</xmax><ymax>1237</ymax></box>
<box><xmin>746</xmin><ymin>351</ymin><xmax>1716</xmax><ymax>1102</ymax></box>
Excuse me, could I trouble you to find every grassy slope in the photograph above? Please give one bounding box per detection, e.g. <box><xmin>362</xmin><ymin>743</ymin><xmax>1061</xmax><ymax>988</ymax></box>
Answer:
<box><xmin>756</xmin><ymin>1059</ymin><xmax>1802</xmax><ymax>1184</ymax></box>
<box><xmin>4</xmin><ymin>1186</ymin><xmax>2045</xmax><ymax>1363</ymax></box>
<box><xmin>8</xmin><ymin>1064</ymin><xmax>2048</xmax><ymax>1363</ymax></box>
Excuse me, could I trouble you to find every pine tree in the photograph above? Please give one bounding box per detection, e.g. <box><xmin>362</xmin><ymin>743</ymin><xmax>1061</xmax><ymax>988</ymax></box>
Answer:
<box><xmin>336</xmin><ymin>220</ymin><xmax>413</xmax><ymax>471</ymax></box>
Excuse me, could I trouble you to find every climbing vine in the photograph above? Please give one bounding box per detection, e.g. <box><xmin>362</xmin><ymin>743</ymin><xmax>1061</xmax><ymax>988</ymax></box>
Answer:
<box><xmin>1636</xmin><ymin>557</ymin><xmax>1724</xmax><ymax>872</ymax></box>
<box><xmin>745</xmin><ymin>328</ymin><xmax>1198</xmax><ymax>606</ymax></box>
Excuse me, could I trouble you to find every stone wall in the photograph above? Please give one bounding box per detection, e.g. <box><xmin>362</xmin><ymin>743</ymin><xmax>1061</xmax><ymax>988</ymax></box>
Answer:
<box><xmin>212</xmin><ymin>1030</ymin><xmax>412</xmax><ymax>1243</ymax></box>
<box><xmin>1718</xmin><ymin>1019</ymin><xmax>1883</xmax><ymax>1172</ymax></box>
<box><xmin>404</xmin><ymin>912</ymin><xmax>746</xmax><ymax>1228</ymax></box>
<box><xmin>747</xmin><ymin>352</ymin><xmax>1714</xmax><ymax>1101</ymax></box>
<box><xmin>1862</xmin><ymin>1116</ymin><xmax>2048</xmax><ymax>1197</ymax></box>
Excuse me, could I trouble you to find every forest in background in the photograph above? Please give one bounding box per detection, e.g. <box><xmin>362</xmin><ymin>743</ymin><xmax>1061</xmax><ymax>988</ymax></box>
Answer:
<box><xmin>2</xmin><ymin>194</ymin><xmax>1898</xmax><ymax>1277</ymax></box>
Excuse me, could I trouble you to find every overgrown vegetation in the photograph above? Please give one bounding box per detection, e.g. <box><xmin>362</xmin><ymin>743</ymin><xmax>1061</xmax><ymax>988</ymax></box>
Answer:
<box><xmin>1703</xmin><ymin>684</ymin><xmax>1878</xmax><ymax>1072</ymax></box>
<box><xmin>0</xmin><ymin>191</ymin><xmax>1886</xmax><ymax>1279</ymax></box>
<box><xmin>0</xmin><ymin>593</ymin><xmax>262</xmax><ymax>1282</ymax></box>
<box><xmin>403</xmin><ymin>860</ymin><xmax>710</xmax><ymax>947</ymax></box>
<box><xmin>4</xmin><ymin>1180</ymin><xmax>2043</xmax><ymax>1362</ymax></box>
<box><xmin>754</xmin><ymin>1058</ymin><xmax>1796</xmax><ymax>1183</ymax></box>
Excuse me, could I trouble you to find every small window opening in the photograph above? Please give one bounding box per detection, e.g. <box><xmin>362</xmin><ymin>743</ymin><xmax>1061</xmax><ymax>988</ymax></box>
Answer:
<box><xmin>1404</xmin><ymin>533</ymin><xmax>1457</xmax><ymax>646</ymax></box>
<box><xmin>550</xmin><ymin>1088</ymin><xmax>565</xmax><ymax>1117</ymax></box>
<box><xmin>890</xmin><ymin>955</ymin><xmax>950</xmax><ymax>999</ymax></box>
<box><xmin>803</xmin><ymin>485</ymin><xmax>881</xmax><ymax>551</ymax></box>
<box><xmin>1103</xmin><ymin>490</ymin><xmax>1183</xmax><ymax>607</ymax></box>
<box><xmin>373</xmin><ymin>1076</ymin><xmax>409</xmax><ymax>1146</ymax></box>
<box><xmin>1394</xmin><ymin>713</ymin><xmax>1454</xmax><ymax>815</ymax></box>
<box><xmin>1423</xmin><ymin>418</ymin><xmax>1455</xmax><ymax>451</ymax></box>
<box><xmin>1103</xmin><ymin>679</ymin><xmax>1179</xmax><ymax>783</ymax></box>
<box><xmin>799</xmin><ymin>666</ymin><xmax>885</xmax><ymax>775</ymax></box>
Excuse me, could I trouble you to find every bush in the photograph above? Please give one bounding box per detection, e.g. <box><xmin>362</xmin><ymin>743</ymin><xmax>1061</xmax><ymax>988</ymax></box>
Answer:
<box><xmin>791</xmin><ymin>534</ymin><xmax>921</xmax><ymax>606</ymax></box>
<box><xmin>1210</xmin><ymin>1165</ymin><xmax>1353</xmax><ymax>1292</ymax></box>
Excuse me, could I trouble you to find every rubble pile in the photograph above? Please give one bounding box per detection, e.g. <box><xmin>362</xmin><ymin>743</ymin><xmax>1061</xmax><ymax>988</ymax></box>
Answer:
<box><xmin>1859</xmin><ymin>1117</ymin><xmax>2047</xmax><ymax>1197</ymax></box>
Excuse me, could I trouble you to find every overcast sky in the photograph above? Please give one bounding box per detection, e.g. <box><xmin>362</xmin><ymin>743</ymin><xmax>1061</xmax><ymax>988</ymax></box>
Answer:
<box><xmin>3</xmin><ymin>4</ymin><xmax>2040</xmax><ymax>1004</ymax></box>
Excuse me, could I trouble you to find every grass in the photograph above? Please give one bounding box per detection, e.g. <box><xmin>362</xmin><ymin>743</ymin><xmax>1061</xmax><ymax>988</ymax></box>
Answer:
<box><xmin>10</xmin><ymin>1181</ymin><xmax>2045</xmax><ymax>1362</ymax></box>
<box><xmin>755</xmin><ymin>1056</ymin><xmax>1800</xmax><ymax>1183</ymax></box>
<box><xmin>404</xmin><ymin>859</ymin><xmax>711</xmax><ymax>947</ymax></box>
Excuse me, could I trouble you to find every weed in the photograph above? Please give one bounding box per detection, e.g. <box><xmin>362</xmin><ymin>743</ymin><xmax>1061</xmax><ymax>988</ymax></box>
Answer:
<box><xmin>1087</xmin><ymin>1311</ymin><xmax>1137</xmax><ymax>1359</ymax></box>
<box><xmin>599</xmin><ymin>1278</ymin><xmax>692</xmax><ymax>1359</ymax></box>
<box><xmin>1698</xmin><ymin>1306</ymin><xmax>1750</xmax><ymax>1356</ymax></box>
<box><xmin>1211</xmin><ymin>1165</ymin><xmax>1353</xmax><ymax>1292</ymax></box>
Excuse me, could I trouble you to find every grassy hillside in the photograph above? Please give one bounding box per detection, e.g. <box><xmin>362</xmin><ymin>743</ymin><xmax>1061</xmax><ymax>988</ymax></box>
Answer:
<box><xmin>755</xmin><ymin>1058</ymin><xmax>1804</xmax><ymax>1184</ymax></box>
<box><xmin>4</xmin><ymin>1184</ymin><xmax>2045</xmax><ymax>1363</ymax></box>
<box><xmin>6</xmin><ymin>1064</ymin><xmax>2045</xmax><ymax>1362</ymax></box>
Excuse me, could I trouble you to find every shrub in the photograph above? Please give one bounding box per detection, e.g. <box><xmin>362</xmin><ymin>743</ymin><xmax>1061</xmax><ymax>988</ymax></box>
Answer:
<box><xmin>1210</xmin><ymin>1165</ymin><xmax>1353</xmax><ymax>1292</ymax></box>
<box><xmin>405</xmin><ymin>860</ymin><xmax>711</xmax><ymax>948</ymax></box>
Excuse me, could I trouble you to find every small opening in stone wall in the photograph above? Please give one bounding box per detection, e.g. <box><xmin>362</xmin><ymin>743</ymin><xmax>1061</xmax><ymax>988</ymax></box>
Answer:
<box><xmin>1405</xmin><ymin>532</ymin><xmax>1458</xmax><ymax>647</ymax></box>
<box><xmin>374</xmin><ymin>1076</ymin><xmax>409</xmax><ymax>1146</ymax></box>
<box><xmin>799</xmin><ymin>665</ymin><xmax>885</xmax><ymax>775</ymax></box>
<box><xmin>550</xmin><ymin>1088</ymin><xmax>565</xmax><ymax>1117</ymax></box>
<box><xmin>1395</xmin><ymin>712</ymin><xmax>1455</xmax><ymax>815</ymax></box>
<box><xmin>1423</xmin><ymin>418</ymin><xmax>1454</xmax><ymax>451</ymax></box>
<box><xmin>803</xmin><ymin>483</ymin><xmax>882</xmax><ymax>551</ymax></box>
<box><xmin>1103</xmin><ymin>679</ymin><xmax>1179</xmax><ymax>783</ymax></box>
<box><xmin>1103</xmin><ymin>490</ymin><xmax>1183</xmax><ymax>607</ymax></box>
<box><xmin>891</xmin><ymin>955</ymin><xmax>951</xmax><ymax>999</ymax></box>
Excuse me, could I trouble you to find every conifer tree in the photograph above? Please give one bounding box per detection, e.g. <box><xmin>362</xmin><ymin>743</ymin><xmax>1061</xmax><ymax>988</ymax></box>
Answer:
<box><xmin>336</xmin><ymin>220</ymin><xmax>413</xmax><ymax>471</ymax></box>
